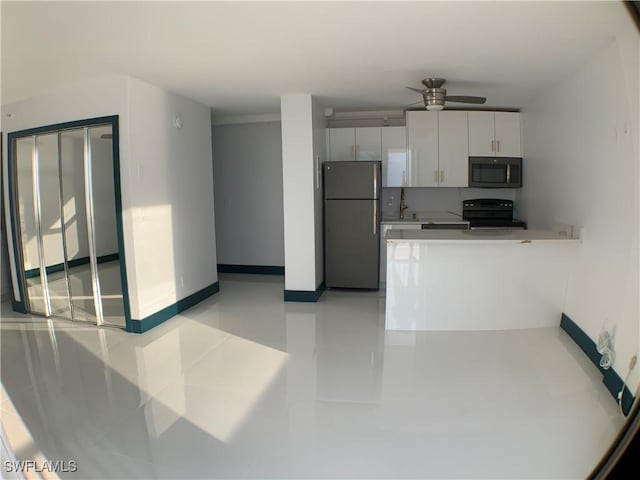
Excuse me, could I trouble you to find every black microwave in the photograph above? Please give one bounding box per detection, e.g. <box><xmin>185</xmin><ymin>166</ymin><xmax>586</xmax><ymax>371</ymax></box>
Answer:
<box><xmin>468</xmin><ymin>157</ymin><xmax>522</xmax><ymax>188</ymax></box>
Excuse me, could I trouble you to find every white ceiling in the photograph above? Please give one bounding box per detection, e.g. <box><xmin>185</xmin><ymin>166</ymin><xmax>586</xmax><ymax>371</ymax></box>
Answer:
<box><xmin>1</xmin><ymin>1</ymin><xmax>634</xmax><ymax>117</ymax></box>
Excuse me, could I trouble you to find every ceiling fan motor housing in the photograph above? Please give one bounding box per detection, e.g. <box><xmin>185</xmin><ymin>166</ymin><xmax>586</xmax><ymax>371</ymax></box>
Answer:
<box><xmin>423</xmin><ymin>88</ymin><xmax>446</xmax><ymax>109</ymax></box>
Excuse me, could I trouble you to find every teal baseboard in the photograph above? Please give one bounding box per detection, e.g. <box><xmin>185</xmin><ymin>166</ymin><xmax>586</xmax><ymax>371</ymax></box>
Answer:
<box><xmin>284</xmin><ymin>282</ymin><xmax>325</xmax><ymax>302</ymax></box>
<box><xmin>25</xmin><ymin>253</ymin><xmax>120</xmax><ymax>279</ymax></box>
<box><xmin>218</xmin><ymin>264</ymin><xmax>284</xmax><ymax>275</ymax></box>
<box><xmin>128</xmin><ymin>281</ymin><xmax>220</xmax><ymax>334</ymax></box>
<box><xmin>561</xmin><ymin>313</ymin><xmax>636</xmax><ymax>416</ymax></box>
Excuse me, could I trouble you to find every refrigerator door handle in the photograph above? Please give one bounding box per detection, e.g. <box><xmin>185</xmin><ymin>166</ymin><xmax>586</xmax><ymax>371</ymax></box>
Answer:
<box><xmin>373</xmin><ymin>200</ymin><xmax>378</xmax><ymax>235</ymax></box>
<box><xmin>372</xmin><ymin>162</ymin><xmax>379</xmax><ymax>199</ymax></box>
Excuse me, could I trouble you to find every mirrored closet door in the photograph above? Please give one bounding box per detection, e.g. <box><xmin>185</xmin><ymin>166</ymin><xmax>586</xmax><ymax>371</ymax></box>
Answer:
<box><xmin>12</xmin><ymin>121</ymin><xmax>125</xmax><ymax>328</ymax></box>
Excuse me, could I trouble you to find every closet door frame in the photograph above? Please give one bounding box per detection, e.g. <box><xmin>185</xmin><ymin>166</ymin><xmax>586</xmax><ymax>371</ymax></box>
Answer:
<box><xmin>5</xmin><ymin>115</ymin><xmax>132</xmax><ymax>330</ymax></box>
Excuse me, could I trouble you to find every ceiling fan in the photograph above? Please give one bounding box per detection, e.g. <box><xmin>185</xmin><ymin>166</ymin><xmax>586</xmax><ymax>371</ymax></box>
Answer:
<box><xmin>406</xmin><ymin>78</ymin><xmax>487</xmax><ymax>111</ymax></box>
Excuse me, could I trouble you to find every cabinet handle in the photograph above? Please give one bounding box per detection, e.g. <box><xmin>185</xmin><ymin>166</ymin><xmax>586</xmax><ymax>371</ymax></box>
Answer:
<box><xmin>491</xmin><ymin>140</ymin><xmax>495</xmax><ymax>153</ymax></box>
<box><xmin>497</xmin><ymin>140</ymin><xmax>500</xmax><ymax>152</ymax></box>
<box><xmin>434</xmin><ymin>170</ymin><xmax>439</xmax><ymax>183</ymax></box>
<box><xmin>440</xmin><ymin>170</ymin><xmax>444</xmax><ymax>183</ymax></box>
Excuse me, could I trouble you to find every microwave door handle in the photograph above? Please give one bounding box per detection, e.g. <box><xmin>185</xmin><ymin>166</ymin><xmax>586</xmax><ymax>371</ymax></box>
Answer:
<box><xmin>506</xmin><ymin>163</ymin><xmax>511</xmax><ymax>184</ymax></box>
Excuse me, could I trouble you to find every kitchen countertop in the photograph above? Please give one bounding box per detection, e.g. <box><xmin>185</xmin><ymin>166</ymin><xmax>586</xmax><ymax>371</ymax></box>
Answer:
<box><xmin>385</xmin><ymin>229</ymin><xmax>581</xmax><ymax>243</ymax></box>
<box><xmin>381</xmin><ymin>210</ymin><xmax>467</xmax><ymax>225</ymax></box>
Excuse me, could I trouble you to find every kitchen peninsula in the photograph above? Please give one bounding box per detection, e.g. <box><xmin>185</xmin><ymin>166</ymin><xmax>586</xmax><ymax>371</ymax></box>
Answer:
<box><xmin>385</xmin><ymin>228</ymin><xmax>581</xmax><ymax>331</ymax></box>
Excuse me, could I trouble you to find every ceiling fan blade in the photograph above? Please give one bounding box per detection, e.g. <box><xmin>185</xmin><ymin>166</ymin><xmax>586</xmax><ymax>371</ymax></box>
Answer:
<box><xmin>406</xmin><ymin>86</ymin><xmax>425</xmax><ymax>94</ymax></box>
<box><xmin>402</xmin><ymin>100</ymin><xmax>426</xmax><ymax>110</ymax></box>
<box><xmin>445</xmin><ymin>95</ymin><xmax>487</xmax><ymax>104</ymax></box>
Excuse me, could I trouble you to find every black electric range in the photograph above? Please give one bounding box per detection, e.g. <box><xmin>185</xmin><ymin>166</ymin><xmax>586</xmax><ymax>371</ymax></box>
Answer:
<box><xmin>462</xmin><ymin>199</ymin><xmax>527</xmax><ymax>230</ymax></box>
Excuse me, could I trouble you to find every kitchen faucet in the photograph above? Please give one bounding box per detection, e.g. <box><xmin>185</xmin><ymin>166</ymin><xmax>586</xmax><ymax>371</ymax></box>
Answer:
<box><xmin>399</xmin><ymin>187</ymin><xmax>408</xmax><ymax>220</ymax></box>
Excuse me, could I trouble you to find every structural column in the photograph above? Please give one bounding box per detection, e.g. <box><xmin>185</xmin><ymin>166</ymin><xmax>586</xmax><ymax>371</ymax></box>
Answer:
<box><xmin>280</xmin><ymin>94</ymin><xmax>326</xmax><ymax>301</ymax></box>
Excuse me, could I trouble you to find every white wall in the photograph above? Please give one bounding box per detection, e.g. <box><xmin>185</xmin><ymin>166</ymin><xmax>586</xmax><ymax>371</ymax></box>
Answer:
<box><xmin>211</xmin><ymin>122</ymin><xmax>284</xmax><ymax>266</ymax></box>
<box><xmin>519</xmin><ymin>17</ymin><xmax>639</xmax><ymax>391</ymax></box>
<box><xmin>127</xmin><ymin>77</ymin><xmax>217</xmax><ymax>319</ymax></box>
<box><xmin>2</xmin><ymin>74</ymin><xmax>217</xmax><ymax>321</ymax></box>
<box><xmin>281</xmin><ymin>94</ymin><xmax>324</xmax><ymax>291</ymax></box>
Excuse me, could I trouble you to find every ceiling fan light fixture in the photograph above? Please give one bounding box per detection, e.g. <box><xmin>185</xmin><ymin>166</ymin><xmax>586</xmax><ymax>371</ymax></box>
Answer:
<box><xmin>423</xmin><ymin>88</ymin><xmax>446</xmax><ymax>111</ymax></box>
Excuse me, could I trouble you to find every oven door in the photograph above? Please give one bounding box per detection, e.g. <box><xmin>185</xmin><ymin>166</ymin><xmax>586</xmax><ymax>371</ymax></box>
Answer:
<box><xmin>468</xmin><ymin>157</ymin><xmax>522</xmax><ymax>188</ymax></box>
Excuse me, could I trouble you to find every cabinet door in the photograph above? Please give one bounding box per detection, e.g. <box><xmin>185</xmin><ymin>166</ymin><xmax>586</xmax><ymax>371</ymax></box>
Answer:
<box><xmin>329</xmin><ymin>128</ymin><xmax>355</xmax><ymax>161</ymax></box>
<box><xmin>381</xmin><ymin>126</ymin><xmax>407</xmax><ymax>187</ymax></box>
<box><xmin>438</xmin><ymin>111</ymin><xmax>468</xmax><ymax>187</ymax></box>
<box><xmin>355</xmin><ymin>127</ymin><xmax>382</xmax><ymax>160</ymax></box>
<box><xmin>468</xmin><ymin>111</ymin><xmax>495</xmax><ymax>157</ymax></box>
<box><xmin>494</xmin><ymin>112</ymin><xmax>522</xmax><ymax>157</ymax></box>
<box><xmin>406</xmin><ymin>111</ymin><xmax>439</xmax><ymax>186</ymax></box>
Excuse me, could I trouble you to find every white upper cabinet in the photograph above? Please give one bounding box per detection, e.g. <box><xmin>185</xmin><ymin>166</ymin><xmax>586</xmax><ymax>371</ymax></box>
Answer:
<box><xmin>355</xmin><ymin>127</ymin><xmax>382</xmax><ymax>160</ymax></box>
<box><xmin>328</xmin><ymin>127</ymin><xmax>382</xmax><ymax>161</ymax></box>
<box><xmin>468</xmin><ymin>111</ymin><xmax>521</xmax><ymax>157</ymax></box>
<box><xmin>406</xmin><ymin>111</ymin><xmax>439</xmax><ymax>187</ymax></box>
<box><xmin>437</xmin><ymin>111</ymin><xmax>468</xmax><ymax>187</ymax></box>
<box><xmin>381</xmin><ymin>126</ymin><xmax>407</xmax><ymax>187</ymax></box>
<box><xmin>494</xmin><ymin>112</ymin><xmax>522</xmax><ymax>157</ymax></box>
<box><xmin>329</xmin><ymin>128</ymin><xmax>356</xmax><ymax>161</ymax></box>
<box><xmin>406</xmin><ymin>111</ymin><xmax>468</xmax><ymax>187</ymax></box>
<box><xmin>468</xmin><ymin>112</ymin><xmax>495</xmax><ymax>157</ymax></box>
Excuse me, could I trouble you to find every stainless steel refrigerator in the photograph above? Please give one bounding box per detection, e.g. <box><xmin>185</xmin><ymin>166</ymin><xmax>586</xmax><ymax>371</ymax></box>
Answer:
<box><xmin>324</xmin><ymin>161</ymin><xmax>380</xmax><ymax>289</ymax></box>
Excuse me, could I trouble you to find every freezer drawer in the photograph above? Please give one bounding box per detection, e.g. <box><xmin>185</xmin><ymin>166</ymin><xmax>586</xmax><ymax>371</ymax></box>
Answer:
<box><xmin>324</xmin><ymin>161</ymin><xmax>380</xmax><ymax>200</ymax></box>
<box><xmin>325</xmin><ymin>199</ymin><xmax>379</xmax><ymax>289</ymax></box>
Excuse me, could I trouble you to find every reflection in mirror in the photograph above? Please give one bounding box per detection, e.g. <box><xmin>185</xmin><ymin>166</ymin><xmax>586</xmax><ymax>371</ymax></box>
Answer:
<box><xmin>13</xmin><ymin>120</ymin><xmax>126</xmax><ymax>329</ymax></box>
<box><xmin>37</xmin><ymin>133</ymin><xmax>72</xmax><ymax>319</ymax></box>
<box><xmin>16</xmin><ymin>137</ymin><xmax>46</xmax><ymax>315</ymax></box>
<box><xmin>89</xmin><ymin>125</ymin><xmax>124</xmax><ymax>327</ymax></box>
<box><xmin>60</xmin><ymin>128</ymin><xmax>97</xmax><ymax>323</ymax></box>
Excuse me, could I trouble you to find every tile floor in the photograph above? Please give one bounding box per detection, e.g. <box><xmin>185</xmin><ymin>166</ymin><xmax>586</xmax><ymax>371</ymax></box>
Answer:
<box><xmin>0</xmin><ymin>273</ymin><xmax>625</xmax><ymax>479</ymax></box>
